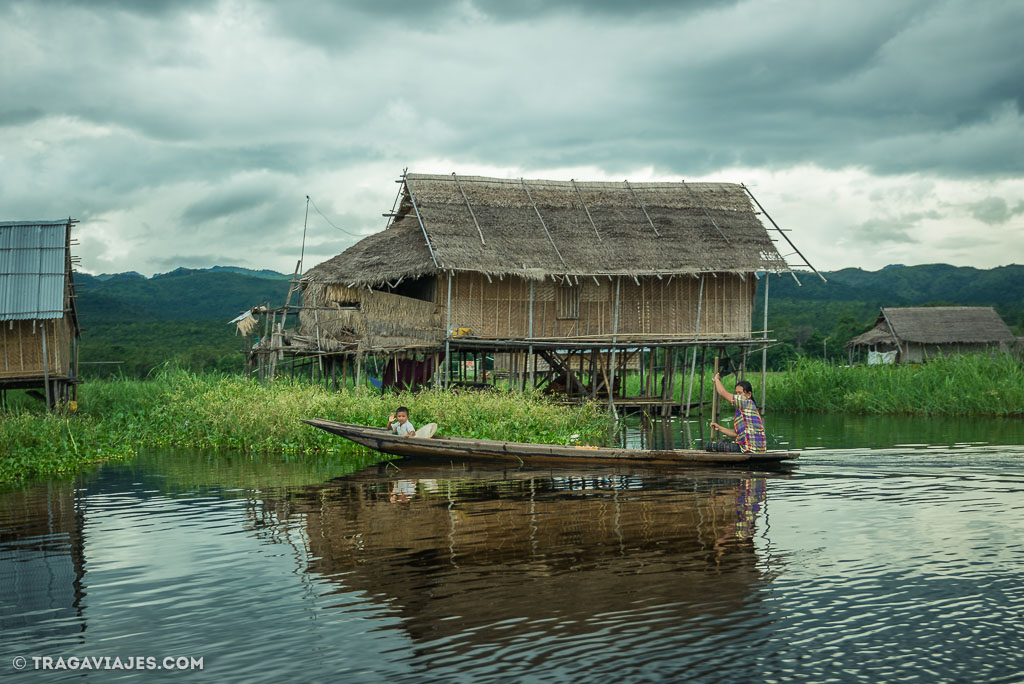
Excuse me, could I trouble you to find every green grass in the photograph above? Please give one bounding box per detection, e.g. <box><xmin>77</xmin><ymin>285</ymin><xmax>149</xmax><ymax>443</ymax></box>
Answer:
<box><xmin>764</xmin><ymin>354</ymin><xmax>1024</xmax><ymax>416</ymax></box>
<box><xmin>1</xmin><ymin>366</ymin><xmax>615</xmax><ymax>484</ymax></box>
<box><xmin>522</xmin><ymin>352</ymin><xmax>1023</xmax><ymax>416</ymax></box>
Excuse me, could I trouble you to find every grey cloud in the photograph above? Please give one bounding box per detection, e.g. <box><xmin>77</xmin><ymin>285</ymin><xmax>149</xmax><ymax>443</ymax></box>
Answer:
<box><xmin>967</xmin><ymin>196</ymin><xmax>1024</xmax><ymax>225</ymax></box>
<box><xmin>2</xmin><ymin>0</ymin><xmax>1022</xmax><ymax>275</ymax></box>
<box><xmin>11</xmin><ymin>0</ymin><xmax>215</xmax><ymax>17</ymax></box>
<box><xmin>148</xmin><ymin>253</ymin><xmax>241</xmax><ymax>270</ymax></box>
<box><xmin>852</xmin><ymin>211</ymin><xmax>940</xmax><ymax>244</ymax></box>
<box><xmin>0</xmin><ymin>107</ymin><xmax>45</xmax><ymax>126</ymax></box>
<box><xmin>181</xmin><ymin>187</ymin><xmax>275</xmax><ymax>225</ymax></box>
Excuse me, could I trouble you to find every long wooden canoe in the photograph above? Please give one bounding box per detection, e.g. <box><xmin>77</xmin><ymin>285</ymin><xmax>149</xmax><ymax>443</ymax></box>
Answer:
<box><xmin>302</xmin><ymin>419</ymin><xmax>798</xmax><ymax>467</ymax></box>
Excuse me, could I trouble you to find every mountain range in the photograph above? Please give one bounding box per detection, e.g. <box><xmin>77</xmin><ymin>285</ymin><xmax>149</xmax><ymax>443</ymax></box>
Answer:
<box><xmin>73</xmin><ymin>264</ymin><xmax>1022</xmax><ymax>376</ymax></box>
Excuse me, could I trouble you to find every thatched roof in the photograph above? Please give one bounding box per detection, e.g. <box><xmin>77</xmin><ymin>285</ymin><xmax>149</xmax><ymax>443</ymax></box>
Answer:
<box><xmin>305</xmin><ymin>173</ymin><xmax>791</xmax><ymax>287</ymax></box>
<box><xmin>849</xmin><ymin>307</ymin><xmax>1014</xmax><ymax>347</ymax></box>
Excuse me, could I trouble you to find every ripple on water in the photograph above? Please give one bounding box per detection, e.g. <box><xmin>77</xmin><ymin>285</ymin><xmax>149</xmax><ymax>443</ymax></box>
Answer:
<box><xmin>3</xmin><ymin>447</ymin><xmax>1024</xmax><ymax>682</ymax></box>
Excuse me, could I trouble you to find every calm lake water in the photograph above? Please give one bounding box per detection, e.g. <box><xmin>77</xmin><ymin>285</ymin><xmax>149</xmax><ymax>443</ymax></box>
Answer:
<box><xmin>3</xmin><ymin>414</ymin><xmax>1024</xmax><ymax>682</ymax></box>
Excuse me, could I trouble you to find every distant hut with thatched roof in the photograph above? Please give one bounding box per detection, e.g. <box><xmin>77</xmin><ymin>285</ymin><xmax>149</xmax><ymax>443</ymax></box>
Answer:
<box><xmin>263</xmin><ymin>172</ymin><xmax>818</xmax><ymax>412</ymax></box>
<box><xmin>847</xmin><ymin>306</ymin><xmax>1015</xmax><ymax>364</ymax></box>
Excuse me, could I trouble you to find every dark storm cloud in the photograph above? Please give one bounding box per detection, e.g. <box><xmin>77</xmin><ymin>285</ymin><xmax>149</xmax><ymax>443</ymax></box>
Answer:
<box><xmin>17</xmin><ymin>0</ymin><xmax>214</xmax><ymax>16</ymax></box>
<box><xmin>1</xmin><ymin>0</ymin><xmax>1021</xmax><ymax>274</ymax></box>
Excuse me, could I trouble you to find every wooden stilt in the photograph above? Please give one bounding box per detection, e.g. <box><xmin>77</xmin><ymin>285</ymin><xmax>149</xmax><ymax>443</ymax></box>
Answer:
<box><xmin>710</xmin><ymin>356</ymin><xmax>720</xmax><ymax>441</ymax></box>
<box><xmin>697</xmin><ymin>346</ymin><xmax>706</xmax><ymax>436</ymax></box>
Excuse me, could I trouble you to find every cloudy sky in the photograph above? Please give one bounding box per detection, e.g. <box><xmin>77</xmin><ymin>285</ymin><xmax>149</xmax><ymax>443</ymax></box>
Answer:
<box><xmin>2</xmin><ymin>0</ymin><xmax>1022</xmax><ymax>276</ymax></box>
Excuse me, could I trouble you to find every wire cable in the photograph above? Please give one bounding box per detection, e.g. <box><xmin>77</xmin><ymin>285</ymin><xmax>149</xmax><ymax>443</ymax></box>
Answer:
<box><xmin>308</xmin><ymin>196</ymin><xmax>362</xmax><ymax>236</ymax></box>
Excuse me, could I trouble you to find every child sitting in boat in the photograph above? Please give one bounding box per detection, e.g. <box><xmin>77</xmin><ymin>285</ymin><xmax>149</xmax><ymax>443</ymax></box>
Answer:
<box><xmin>387</xmin><ymin>406</ymin><xmax>416</xmax><ymax>437</ymax></box>
<box><xmin>708</xmin><ymin>373</ymin><xmax>767</xmax><ymax>453</ymax></box>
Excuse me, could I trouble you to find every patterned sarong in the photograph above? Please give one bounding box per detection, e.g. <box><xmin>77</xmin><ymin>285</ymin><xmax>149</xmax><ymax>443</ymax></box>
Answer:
<box><xmin>733</xmin><ymin>394</ymin><xmax>766</xmax><ymax>453</ymax></box>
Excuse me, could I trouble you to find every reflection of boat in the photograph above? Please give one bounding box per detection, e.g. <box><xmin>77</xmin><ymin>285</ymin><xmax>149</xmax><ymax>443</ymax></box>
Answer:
<box><xmin>302</xmin><ymin>419</ymin><xmax>798</xmax><ymax>466</ymax></box>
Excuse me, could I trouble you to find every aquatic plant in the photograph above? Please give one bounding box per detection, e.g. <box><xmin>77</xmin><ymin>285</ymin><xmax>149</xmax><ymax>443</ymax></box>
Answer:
<box><xmin>1</xmin><ymin>366</ymin><xmax>614</xmax><ymax>483</ymax></box>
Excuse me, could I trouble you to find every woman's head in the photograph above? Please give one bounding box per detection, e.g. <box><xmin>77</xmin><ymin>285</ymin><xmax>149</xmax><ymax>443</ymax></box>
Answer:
<box><xmin>735</xmin><ymin>380</ymin><xmax>754</xmax><ymax>398</ymax></box>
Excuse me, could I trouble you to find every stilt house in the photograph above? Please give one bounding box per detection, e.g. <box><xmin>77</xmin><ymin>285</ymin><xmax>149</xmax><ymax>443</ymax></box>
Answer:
<box><xmin>847</xmin><ymin>306</ymin><xmax>1015</xmax><ymax>364</ymax></box>
<box><xmin>263</xmin><ymin>173</ymin><xmax>817</xmax><ymax>412</ymax></box>
<box><xmin>0</xmin><ymin>219</ymin><xmax>81</xmax><ymax>407</ymax></box>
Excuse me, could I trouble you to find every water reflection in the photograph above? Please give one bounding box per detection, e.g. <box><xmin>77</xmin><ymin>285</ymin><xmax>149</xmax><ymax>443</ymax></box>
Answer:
<box><xmin>4</xmin><ymin>435</ymin><xmax>1020</xmax><ymax>681</ymax></box>
<box><xmin>0</xmin><ymin>481</ymin><xmax>87</xmax><ymax>643</ymax></box>
<box><xmin>261</xmin><ymin>463</ymin><xmax>776</xmax><ymax>661</ymax></box>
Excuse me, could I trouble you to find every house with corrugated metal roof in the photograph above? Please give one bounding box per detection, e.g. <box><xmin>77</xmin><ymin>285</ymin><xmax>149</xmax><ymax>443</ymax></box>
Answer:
<box><xmin>0</xmin><ymin>219</ymin><xmax>81</xmax><ymax>407</ymax></box>
<box><xmin>847</xmin><ymin>306</ymin><xmax>1015</xmax><ymax>364</ymax></box>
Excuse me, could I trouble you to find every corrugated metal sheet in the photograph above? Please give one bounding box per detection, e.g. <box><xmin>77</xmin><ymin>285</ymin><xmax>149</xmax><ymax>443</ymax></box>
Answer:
<box><xmin>0</xmin><ymin>220</ymin><xmax>69</xmax><ymax>321</ymax></box>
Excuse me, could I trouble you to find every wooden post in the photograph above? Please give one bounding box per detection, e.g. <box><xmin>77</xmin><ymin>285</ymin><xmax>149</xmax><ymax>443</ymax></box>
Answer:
<box><xmin>607</xmin><ymin>277</ymin><xmax>620</xmax><ymax>416</ymax></box>
<box><xmin>761</xmin><ymin>273</ymin><xmax>769</xmax><ymax>411</ymax></box>
<box><xmin>445</xmin><ymin>271</ymin><xmax>452</xmax><ymax>389</ymax></box>
<box><xmin>41</xmin><ymin>322</ymin><xmax>52</xmax><ymax>408</ymax></box>
<box><xmin>355</xmin><ymin>351</ymin><xmax>363</xmax><ymax>390</ymax></box>
<box><xmin>591</xmin><ymin>349</ymin><xmax>597</xmax><ymax>400</ymax></box>
<box><xmin>697</xmin><ymin>346</ymin><xmax>706</xmax><ymax>428</ymax></box>
<box><xmin>684</xmin><ymin>275</ymin><xmax>706</xmax><ymax>417</ymax></box>
<box><xmin>528</xmin><ymin>280</ymin><xmax>535</xmax><ymax>390</ymax></box>
<box><xmin>710</xmin><ymin>356</ymin><xmax>720</xmax><ymax>441</ymax></box>
<box><xmin>679</xmin><ymin>346</ymin><xmax>692</xmax><ymax>415</ymax></box>
<box><xmin>664</xmin><ymin>347</ymin><xmax>678</xmax><ymax>418</ymax></box>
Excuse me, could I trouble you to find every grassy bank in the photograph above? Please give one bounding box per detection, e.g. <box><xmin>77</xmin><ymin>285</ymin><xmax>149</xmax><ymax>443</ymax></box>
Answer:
<box><xmin>1</xmin><ymin>368</ymin><xmax>614</xmax><ymax>484</ymax></box>
<box><xmin>575</xmin><ymin>352</ymin><xmax>1022</xmax><ymax>416</ymax></box>
<box><xmin>764</xmin><ymin>355</ymin><xmax>1023</xmax><ymax>415</ymax></box>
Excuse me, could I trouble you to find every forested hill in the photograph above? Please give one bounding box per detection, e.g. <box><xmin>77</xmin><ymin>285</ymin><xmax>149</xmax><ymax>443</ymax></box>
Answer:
<box><xmin>76</xmin><ymin>267</ymin><xmax>290</xmax><ymax>320</ymax></box>
<box><xmin>73</xmin><ymin>264</ymin><xmax>1022</xmax><ymax>376</ymax></box>
<box><xmin>75</xmin><ymin>267</ymin><xmax>291</xmax><ymax>376</ymax></box>
<box><xmin>764</xmin><ymin>264</ymin><xmax>1023</xmax><ymax>307</ymax></box>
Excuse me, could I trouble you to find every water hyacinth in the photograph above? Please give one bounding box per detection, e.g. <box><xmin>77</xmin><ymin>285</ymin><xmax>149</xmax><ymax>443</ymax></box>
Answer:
<box><xmin>1</xmin><ymin>366</ymin><xmax>615</xmax><ymax>483</ymax></box>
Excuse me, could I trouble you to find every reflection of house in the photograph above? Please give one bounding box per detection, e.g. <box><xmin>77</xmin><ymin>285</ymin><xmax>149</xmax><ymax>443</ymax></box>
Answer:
<box><xmin>848</xmin><ymin>306</ymin><xmax>1015</xmax><ymax>364</ymax></box>
<box><xmin>0</xmin><ymin>219</ymin><xmax>81</xmax><ymax>406</ymax></box>
<box><xmin>265</xmin><ymin>466</ymin><xmax>769</xmax><ymax>646</ymax></box>
<box><xmin>0</xmin><ymin>481</ymin><xmax>87</xmax><ymax>639</ymax></box>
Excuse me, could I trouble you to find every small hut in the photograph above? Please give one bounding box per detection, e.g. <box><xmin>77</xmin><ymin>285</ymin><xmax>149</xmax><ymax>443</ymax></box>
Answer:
<box><xmin>261</xmin><ymin>173</ymin><xmax>818</xmax><ymax>413</ymax></box>
<box><xmin>0</xmin><ymin>219</ymin><xmax>81</xmax><ymax>407</ymax></box>
<box><xmin>847</xmin><ymin>306</ymin><xmax>1014</xmax><ymax>364</ymax></box>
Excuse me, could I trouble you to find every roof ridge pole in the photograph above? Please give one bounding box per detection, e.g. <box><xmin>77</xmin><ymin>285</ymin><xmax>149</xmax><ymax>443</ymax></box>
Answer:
<box><xmin>404</xmin><ymin>175</ymin><xmax>441</xmax><ymax>270</ymax></box>
<box><xmin>571</xmin><ymin>179</ymin><xmax>602</xmax><ymax>241</ymax></box>
<box><xmin>681</xmin><ymin>180</ymin><xmax>730</xmax><ymax>244</ymax></box>
<box><xmin>742</xmin><ymin>183</ymin><xmax>826</xmax><ymax>283</ymax></box>
<box><xmin>624</xmin><ymin>180</ymin><xmax>661</xmax><ymax>237</ymax></box>
<box><xmin>520</xmin><ymin>178</ymin><xmax>569</xmax><ymax>270</ymax></box>
<box><xmin>452</xmin><ymin>172</ymin><xmax>487</xmax><ymax>246</ymax></box>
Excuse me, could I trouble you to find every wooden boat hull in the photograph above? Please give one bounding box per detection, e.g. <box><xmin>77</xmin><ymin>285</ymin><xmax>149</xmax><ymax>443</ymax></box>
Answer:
<box><xmin>302</xmin><ymin>419</ymin><xmax>798</xmax><ymax>467</ymax></box>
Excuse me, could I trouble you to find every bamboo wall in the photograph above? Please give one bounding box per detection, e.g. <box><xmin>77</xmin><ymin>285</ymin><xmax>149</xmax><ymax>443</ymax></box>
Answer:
<box><xmin>0</xmin><ymin>319</ymin><xmax>72</xmax><ymax>379</ymax></box>
<box><xmin>300</xmin><ymin>283</ymin><xmax>443</xmax><ymax>350</ymax></box>
<box><xmin>441</xmin><ymin>272</ymin><xmax>756</xmax><ymax>341</ymax></box>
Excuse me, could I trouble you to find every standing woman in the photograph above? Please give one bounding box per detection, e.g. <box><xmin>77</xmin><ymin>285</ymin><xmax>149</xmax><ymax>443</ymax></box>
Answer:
<box><xmin>708</xmin><ymin>373</ymin><xmax>766</xmax><ymax>453</ymax></box>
